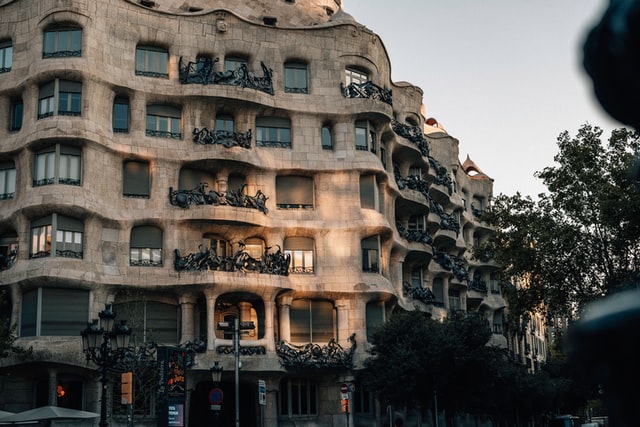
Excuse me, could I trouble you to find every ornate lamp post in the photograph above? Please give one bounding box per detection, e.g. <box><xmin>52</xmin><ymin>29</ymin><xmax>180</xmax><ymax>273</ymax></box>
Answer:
<box><xmin>80</xmin><ymin>304</ymin><xmax>132</xmax><ymax>427</ymax></box>
<box><xmin>209</xmin><ymin>361</ymin><xmax>224</xmax><ymax>422</ymax></box>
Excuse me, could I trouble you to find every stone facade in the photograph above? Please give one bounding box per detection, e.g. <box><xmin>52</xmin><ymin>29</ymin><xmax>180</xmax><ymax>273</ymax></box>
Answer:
<box><xmin>0</xmin><ymin>1</ymin><xmax>506</xmax><ymax>426</ymax></box>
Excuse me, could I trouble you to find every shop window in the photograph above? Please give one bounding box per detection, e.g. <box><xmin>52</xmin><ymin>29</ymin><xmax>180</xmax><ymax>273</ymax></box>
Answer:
<box><xmin>0</xmin><ymin>160</ymin><xmax>16</xmax><ymax>200</ymax></box>
<box><xmin>256</xmin><ymin>116</ymin><xmax>291</xmax><ymax>148</ymax></box>
<box><xmin>43</xmin><ymin>27</ymin><xmax>82</xmax><ymax>58</ymax></box>
<box><xmin>33</xmin><ymin>144</ymin><xmax>81</xmax><ymax>187</ymax></box>
<box><xmin>29</xmin><ymin>214</ymin><xmax>83</xmax><ymax>259</ymax></box>
<box><xmin>0</xmin><ymin>40</ymin><xmax>12</xmax><ymax>73</ymax></box>
<box><xmin>284</xmin><ymin>236</ymin><xmax>314</xmax><ymax>273</ymax></box>
<box><xmin>289</xmin><ymin>299</ymin><xmax>334</xmax><ymax>343</ymax></box>
<box><xmin>113</xmin><ymin>97</ymin><xmax>130</xmax><ymax>132</ymax></box>
<box><xmin>284</xmin><ymin>62</ymin><xmax>308</xmax><ymax>93</ymax></box>
<box><xmin>279</xmin><ymin>377</ymin><xmax>318</xmax><ymax>417</ymax></box>
<box><xmin>135</xmin><ymin>45</ymin><xmax>169</xmax><ymax>78</ymax></box>
<box><xmin>20</xmin><ymin>287</ymin><xmax>89</xmax><ymax>336</ymax></box>
<box><xmin>123</xmin><ymin>160</ymin><xmax>150</xmax><ymax>197</ymax></box>
<box><xmin>146</xmin><ymin>104</ymin><xmax>181</xmax><ymax>139</ymax></box>
<box><xmin>130</xmin><ymin>225</ymin><xmax>163</xmax><ymax>266</ymax></box>
<box><xmin>276</xmin><ymin>175</ymin><xmax>313</xmax><ymax>208</ymax></box>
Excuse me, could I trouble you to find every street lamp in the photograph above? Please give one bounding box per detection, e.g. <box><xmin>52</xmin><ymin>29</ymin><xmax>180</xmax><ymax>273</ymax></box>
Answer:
<box><xmin>81</xmin><ymin>304</ymin><xmax>132</xmax><ymax>427</ymax></box>
<box><xmin>210</xmin><ymin>361</ymin><xmax>223</xmax><ymax>385</ymax></box>
<box><xmin>217</xmin><ymin>318</ymin><xmax>255</xmax><ymax>427</ymax></box>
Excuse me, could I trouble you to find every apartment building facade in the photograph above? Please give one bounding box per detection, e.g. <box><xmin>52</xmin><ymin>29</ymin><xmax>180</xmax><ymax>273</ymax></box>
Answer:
<box><xmin>0</xmin><ymin>0</ymin><xmax>508</xmax><ymax>425</ymax></box>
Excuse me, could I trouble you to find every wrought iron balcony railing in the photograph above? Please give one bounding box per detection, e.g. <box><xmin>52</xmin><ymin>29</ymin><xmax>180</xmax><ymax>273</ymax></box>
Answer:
<box><xmin>396</xmin><ymin>222</ymin><xmax>433</xmax><ymax>245</ymax></box>
<box><xmin>391</xmin><ymin>120</ymin><xmax>430</xmax><ymax>157</ymax></box>
<box><xmin>276</xmin><ymin>333</ymin><xmax>356</xmax><ymax>369</ymax></box>
<box><xmin>169</xmin><ymin>183</ymin><xmax>268</xmax><ymax>214</ymax></box>
<box><xmin>341</xmin><ymin>81</ymin><xmax>392</xmax><ymax>106</ymax></box>
<box><xmin>193</xmin><ymin>127</ymin><xmax>252</xmax><ymax>149</ymax></box>
<box><xmin>468</xmin><ymin>277</ymin><xmax>488</xmax><ymax>294</ymax></box>
<box><xmin>179</xmin><ymin>57</ymin><xmax>274</xmax><ymax>95</ymax></box>
<box><xmin>403</xmin><ymin>281</ymin><xmax>440</xmax><ymax>305</ymax></box>
<box><xmin>432</xmin><ymin>251</ymin><xmax>469</xmax><ymax>282</ymax></box>
<box><xmin>0</xmin><ymin>249</ymin><xmax>16</xmax><ymax>271</ymax></box>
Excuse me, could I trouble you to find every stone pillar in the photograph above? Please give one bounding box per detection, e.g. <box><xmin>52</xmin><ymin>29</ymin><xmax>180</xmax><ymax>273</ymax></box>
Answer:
<box><xmin>335</xmin><ymin>299</ymin><xmax>351</xmax><ymax>346</ymax></box>
<box><xmin>204</xmin><ymin>289</ymin><xmax>219</xmax><ymax>351</ymax></box>
<box><xmin>238</xmin><ymin>301</ymin><xmax>252</xmax><ymax>340</ymax></box>
<box><xmin>264</xmin><ymin>299</ymin><xmax>275</xmax><ymax>352</ymax></box>
<box><xmin>443</xmin><ymin>277</ymin><xmax>450</xmax><ymax>311</ymax></box>
<box><xmin>48</xmin><ymin>369</ymin><xmax>58</xmax><ymax>406</ymax></box>
<box><xmin>277</xmin><ymin>296</ymin><xmax>292</xmax><ymax>342</ymax></box>
<box><xmin>179</xmin><ymin>294</ymin><xmax>197</xmax><ymax>343</ymax></box>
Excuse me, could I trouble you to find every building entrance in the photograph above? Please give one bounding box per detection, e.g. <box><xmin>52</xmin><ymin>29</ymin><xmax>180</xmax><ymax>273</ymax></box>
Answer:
<box><xmin>189</xmin><ymin>380</ymin><xmax>258</xmax><ymax>427</ymax></box>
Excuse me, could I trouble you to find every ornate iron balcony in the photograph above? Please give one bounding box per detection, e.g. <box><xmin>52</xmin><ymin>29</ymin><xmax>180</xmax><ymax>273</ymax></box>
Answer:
<box><xmin>0</xmin><ymin>249</ymin><xmax>16</xmax><ymax>270</ymax></box>
<box><xmin>432</xmin><ymin>251</ymin><xmax>468</xmax><ymax>282</ymax></box>
<box><xmin>174</xmin><ymin>243</ymin><xmax>290</xmax><ymax>276</ymax></box>
<box><xmin>179</xmin><ymin>57</ymin><xmax>274</xmax><ymax>95</ymax></box>
<box><xmin>468</xmin><ymin>277</ymin><xmax>488</xmax><ymax>294</ymax></box>
<box><xmin>341</xmin><ymin>81</ymin><xmax>392</xmax><ymax>106</ymax></box>
<box><xmin>391</xmin><ymin>120</ymin><xmax>430</xmax><ymax>157</ymax></box>
<box><xmin>169</xmin><ymin>183</ymin><xmax>268</xmax><ymax>213</ymax></box>
<box><xmin>428</xmin><ymin>157</ymin><xmax>454</xmax><ymax>194</ymax></box>
<box><xmin>193</xmin><ymin>127</ymin><xmax>252</xmax><ymax>149</ymax></box>
<box><xmin>216</xmin><ymin>346</ymin><xmax>266</xmax><ymax>355</ymax></box>
<box><xmin>145</xmin><ymin>130</ymin><xmax>181</xmax><ymax>139</ymax></box>
<box><xmin>396</xmin><ymin>222</ymin><xmax>433</xmax><ymax>245</ymax></box>
<box><xmin>56</xmin><ymin>249</ymin><xmax>83</xmax><ymax>259</ymax></box>
<box><xmin>276</xmin><ymin>333</ymin><xmax>356</xmax><ymax>370</ymax></box>
<box><xmin>43</xmin><ymin>50</ymin><xmax>81</xmax><ymax>58</ymax></box>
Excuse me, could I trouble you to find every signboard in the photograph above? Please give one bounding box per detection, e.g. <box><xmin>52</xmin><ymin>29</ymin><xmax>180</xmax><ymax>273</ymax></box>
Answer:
<box><xmin>209</xmin><ymin>387</ymin><xmax>224</xmax><ymax>410</ymax></box>
<box><xmin>167</xmin><ymin>403</ymin><xmax>184</xmax><ymax>427</ymax></box>
<box><xmin>340</xmin><ymin>383</ymin><xmax>349</xmax><ymax>400</ymax></box>
<box><xmin>258</xmin><ymin>380</ymin><xmax>266</xmax><ymax>405</ymax></box>
<box><xmin>157</xmin><ymin>346</ymin><xmax>187</xmax><ymax>427</ymax></box>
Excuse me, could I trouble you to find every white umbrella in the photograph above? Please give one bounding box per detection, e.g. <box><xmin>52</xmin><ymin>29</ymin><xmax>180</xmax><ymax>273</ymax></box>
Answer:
<box><xmin>0</xmin><ymin>406</ymin><xmax>98</xmax><ymax>424</ymax></box>
<box><xmin>0</xmin><ymin>411</ymin><xmax>14</xmax><ymax>420</ymax></box>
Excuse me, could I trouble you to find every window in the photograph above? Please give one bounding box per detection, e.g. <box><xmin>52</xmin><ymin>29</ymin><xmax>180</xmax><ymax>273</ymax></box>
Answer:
<box><xmin>359</xmin><ymin>174</ymin><xmax>378</xmax><ymax>210</ymax></box>
<box><xmin>0</xmin><ymin>161</ymin><xmax>16</xmax><ymax>200</ymax></box>
<box><xmin>43</xmin><ymin>27</ymin><xmax>82</xmax><ymax>58</ymax></box>
<box><xmin>284</xmin><ymin>237</ymin><xmax>314</xmax><ymax>274</ymax></box>
<box><xmin>215</xmin><ymin>114</ymin><xmax>235</xmax><ymax>132</ymax></box>
<box><xmin>409</xmin><ymin>166</ymin><xmax>422</xmax><ymax>179</ymax></box>
<box><xmin>490</xmin><ymin>272</ymin><xmax>501</xmax><ymax>294</ymax></box>
<box><xmin>224</xmin><ymin>57</ymin><xmax>247</xmax><ymax>72</ymax></box>
<box><xmin>448</xmin><ymin>289</ymin><xmax>461</xmax><ymax>311</ymax></box>
<box><xmin>203</xmin><ymin>234</ymin><xmax>231</xmax><ymax>258</ymax></box>
<box><xmin>365</xmin><ymin>301</ymin><xmax>385</xmax><ymax>342</ymax></box>
<box><xmin>146</xmin><ymin>104</ymin><xmax>181</xmax><ymax>138</ymax></box>
<box><xmin>353</xmin><ymin>382</ymin><xmax>375</xmax><ymax>415</ymax></box>
<box><xmin>433</xmin><ymin>278</ymin><xmax>444</xmax><ymax>305</ymax></box>
<box><xmin>130</xmin><ymin>225</ymin><xmax>163</xmax><ymax>266</ymax></box>
<box><xmin>276</xmin><ymin>176</ymin><xmax>313</xmax><ymax>208</ymax></box>
<box><xmin>256</xmin><ymin>117</ymin><xmax>291</xmax><ymax>148</ymax></box>
<box><xmin>410</xmin><ymin>268</ymin><xmax>424</xmax><ymax>288</ymax></box>
<box><xmin>21</xmin><ymin>288</ymin><xmax>89</xmax><ymax>336</ymax></box>
<box><xmin>10</xmin><ymin>98</ymin><xmax>22</xmax><ymax>131</ymax></box>
<box><xmin>408</xmin><ymin>215</ymin><xmax>426</xmax><ymax>231</ymax></box>
<box><xmin>243</xmin><ymin>237</ymin><xmax>264</xmax><ymax>259</ymax></box>
<box><xmin>361</xmin><ymin>236</ymin><xmax>380</xmax><ymax>273</ymax></box>
<box><xmin>123</xmin><ymin>160</ymin><xmax>150</xmax><ymax>197</ymax></box>
<box><xmin>355</xmin><ymin>120</ymin><xmax>376</xmax><ymax>152</ymax></box>
<box><xmin>0</xmin><ymin>234</ymin><xmax>18</xmax><ymax>270</ymax></box>
<box><xmin>33</xmin><ymin>144</ymin><xmax>81</xmax><ymax>187</ymax></box>
<box><xmin>279</xmin><ymin>378</ymin><xmax>318</xmax><ymax>417</ymax></box>
<box><xmin>284</xmin><ymin>62</ymin><xmax>308</xmax><ymax>93</ymax></box>
<box><xmin>0</xmin><ymin>40</ymin><xmax>12</xmax><ymax>73</ymax></box>
<box><xmin>321</xmin><ymin>125</ymin><xmax>332</xmax><ymax>150</ymax></box>
<box><xmin>30</xmin><ymin>214</ymin><xmax>83</xmax><ymax>259</ymax></box>
<box><xmin>114</xmin><ymin>300</ymin><xmax>178</xmax><ymax>344</ymax></box>
<box><xmin>38</xmin><ymin>80</ymin><xmax>82</xmax><ymax>119</ymax></box>
<box><xmin>178</xmin><ymin>168</ymin><xmax>214</xmax><ymax>191</ymax></box>
<box><xmin>135</xmin><ymin>46</ymin><xmax>169</xmax><ymax>78</ymax></box>
<box><xmin>345</xmin><ymin>67</ymin><xmax>369</xmax><ymax>86</ymax></box>
<box><xmin>290</xmin><ymin>299</ymin><xmax>334</xmax><ymax>343</ymax></box>
<box><xmin>113</xmin><ymin>98</ymin><xmax>130</xmax><ymax>132</ymax></box>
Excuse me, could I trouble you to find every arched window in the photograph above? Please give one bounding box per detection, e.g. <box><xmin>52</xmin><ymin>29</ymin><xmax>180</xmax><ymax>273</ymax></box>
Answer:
<box><xmin>135</xmin><ymin>45</ymin><xmax>169</xmax><ymax>78</ymax></box>
<box><xmin>130</xmin><ymin>225</ymin><xmax>163</xmax><ymax>266</ymax></box>
<box><xmin>321</xmin><ymin>125</ymin><xmax>332</xmax><ymax>150</ymax></box>
<box><xmin>43</xmin><ymin>26</ymin><xmax>82</xmax><ymax>58</ymax></box>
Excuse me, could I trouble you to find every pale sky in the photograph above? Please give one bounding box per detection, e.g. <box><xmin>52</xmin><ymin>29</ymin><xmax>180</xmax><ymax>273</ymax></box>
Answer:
<box><xmin>344</xmin><ymin>0</ymin><xmax>623</xmax><ymax>197</ymax></box>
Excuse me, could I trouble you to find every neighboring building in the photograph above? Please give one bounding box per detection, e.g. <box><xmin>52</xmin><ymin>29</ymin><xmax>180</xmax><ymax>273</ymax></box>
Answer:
<box><xmin>0</xmin><ymin>0</ymin><xmax>507</xmax><ymax>426</ymax></box>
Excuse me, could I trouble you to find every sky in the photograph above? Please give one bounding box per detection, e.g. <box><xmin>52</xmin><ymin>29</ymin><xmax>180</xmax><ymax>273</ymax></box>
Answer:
<box><xmin>343</xmin><ymin>0</ymin><xmax>623</xmax><ymax>197</ymax></box>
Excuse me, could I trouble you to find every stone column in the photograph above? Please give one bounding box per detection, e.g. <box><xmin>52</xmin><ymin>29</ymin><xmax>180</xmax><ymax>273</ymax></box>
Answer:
<box><xmin>264</xmin><ymin>299</ymin><xmax>275</xmax><ymax>352</ymax></box>
<box><xmin>335</xmin><ymin>299</ymin><xmax>351</xmax><ymax>346</ymax></box>
<box><xmin>179</xmin><ymin>294</ymin><xmax>197</xmax><ymax>343</ymax></box>
<box><xmin>277</xmin><ymin>296</ymin><xmax>292</xmax><ymax>342</ymax></box>
<box><xmin>48</xmin><ymin>369</ymin><xmax>58</xmax><ymax>406</ymax></box>
<box><xmin>204</xmin><ymin>288</ymin><xmax>219</xmax><ymax>351</ymax></box>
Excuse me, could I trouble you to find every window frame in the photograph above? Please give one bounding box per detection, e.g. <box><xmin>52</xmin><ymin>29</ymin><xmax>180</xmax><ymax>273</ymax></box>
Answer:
<box><xmin>345</xmin><ymin>67</ymin><xmax>369</xmax><ymax>86</ymax></box>
<box><xmin>29</xmin><ymin>213</ymin><xmax>84</xmax><ymax>259</ymax></box>
<box><xmin>321</xmin><ymin>125</ymin><xmax>333</xmax><ymax>150</ymax></box>
<box><xmin>130</xmin><ymin>225</ymin><xmax>163</xmax><ymax>267</ymax></box>
<box><xmin>113</xmin><ymin>97</ymin><xmax>130</xmax><ymax>132</ymax></box>
<box><xmin>255</xmin><ymin>117</ymin><xmax>292</xmax><ymax>148</ymax></box>
<box><xmin>284</xmin><ymin>237</ymin><xmax>314</xmax><ymax>274</ymax></box>
<box><xmin>0</xmin><ymin>40</ymin><xmax>12</xmax><ymax>73</ymax></box>
<box><xmin>355</xmin><ymin>120</ymin><xmax>376</xmax><ymax>153</ymax></box>
<box><xmin>135</xmin><ymin>46</ymin><xmax>169</xmax><ymax>78</ymax></box>
<box><xmin>10</xmin><ymin>98</ymin><xmax>22</xmax><ymax>131</ymax></box>
<box><xmin>279</xmin><ymin>377</ymin><xmax>318</xmax><ymax>418</ymax></box>
<box><xmin>43</xmin><ymin>27</ymin><xmax>82</xmax><ymax>58</ymax></box>
<box><xmin>20</xmin><ymin>288</ymin><xmax>89</xmax><ymax>337</ymax></box>
<box><xmin>0</xmin><ymin>160</ymin><xmax>16</xmax><ymax>200</ymax></box>
<box><xmin>38</xmin><ymin>79</ymin><xmax>82</xmax><ymax>119</ymax></box>
<box><xmin>123</xmin><ymin>160</ymin><xmax>151</xmax><ymax>198</ymax></box>
<box><xmin>284</xmin><ymin>62</ymin><xmax>308</xmax><ymax>94</ymax></box>
<box><xmin>361</xmin><ymin>235</ymin><xmax>380</xmax><ymax>273</ymax></box>
<box><xmin>146</xmin><ymin>104</ymin><xmax>182</xmax><ymax>139</ymax></box>
<box><xmin>33</xmin><ymin>144</ymin><xmax>82</xmax><ymax>187</ymax></box>
<box><xmin>276</xmin><ymin>175</ymin><xmax>314</xmax><ymax>209</ymax></box>
<box><xmin>289</xmin><ymin>299</ymin><xmax>335</xmax><ymax>343</ymax></box>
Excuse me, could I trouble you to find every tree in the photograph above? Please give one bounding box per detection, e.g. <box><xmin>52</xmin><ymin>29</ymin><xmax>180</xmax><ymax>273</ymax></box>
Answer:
<box><xmin>478</xmin><ymin>124</ymin><xmax>640</xmax><ymax>320</ymax></box>
<box><xmin>0</xmin><ymin>290</ymin><xmax>31</xmax><ymax>359</ymax></box>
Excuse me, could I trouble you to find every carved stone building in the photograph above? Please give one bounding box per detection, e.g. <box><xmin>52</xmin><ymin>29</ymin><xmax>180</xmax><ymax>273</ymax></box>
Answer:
<box><xmin>0</xmin><ymin>0</ymin><xmax>507</xmax><ymax>426</ymax></box>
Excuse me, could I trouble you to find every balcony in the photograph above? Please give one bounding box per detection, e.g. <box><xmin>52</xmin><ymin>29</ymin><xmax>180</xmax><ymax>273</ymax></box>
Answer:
<box><xmin>179</xmin><ymin>57</ymin><xmax>274</xmax><ymax>95</ymax></box>
<box><xmin>340</xmin><ymin>81</ymin><xmax>392</xmax><ymax>106</ymax></box>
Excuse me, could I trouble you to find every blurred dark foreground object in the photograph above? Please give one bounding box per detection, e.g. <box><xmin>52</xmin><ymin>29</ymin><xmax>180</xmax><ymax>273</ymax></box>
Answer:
<box><xmin>567</xmin><ymin>290</ymin><xmax>640</xmax><ymax>427</ymax></box>
<box><xmin>583</xmin><ymin>0</ymin><xmax>640</xmax><ymax>129</ymax></box>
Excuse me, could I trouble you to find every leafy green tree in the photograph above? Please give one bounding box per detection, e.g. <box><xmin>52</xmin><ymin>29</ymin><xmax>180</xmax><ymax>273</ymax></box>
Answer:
<box><xmin>479</xmin><ymin>124</ymin><xmax>640</xmax><ymax>320</ymax></box>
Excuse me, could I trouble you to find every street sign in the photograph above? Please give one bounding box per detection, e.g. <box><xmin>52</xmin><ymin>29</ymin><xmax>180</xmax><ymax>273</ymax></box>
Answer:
<box><xmin>208</xmin><ymin>388</ymin><xmax>224</xmax><ymax>405</ymax></box>
<box><xmin>339</xmin><ymin>383</ymin><xmax>349</xmax><ymax>400</ymax></box>
<box><xmin>258</xmin><ymin>380</ymin><xmax>266</xmax><ymax>405</ymax></box>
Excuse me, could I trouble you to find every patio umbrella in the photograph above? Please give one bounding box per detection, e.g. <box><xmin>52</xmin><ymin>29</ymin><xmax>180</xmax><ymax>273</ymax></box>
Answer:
<box><xmin>0</xmin><ymin>411</ymin><xmax>14</xmax><ymax>420</ymax></box>
<box><xmin>0</xmin><ymin>406</ymin><xmax>98</xmax><ymax>424</ymax></box>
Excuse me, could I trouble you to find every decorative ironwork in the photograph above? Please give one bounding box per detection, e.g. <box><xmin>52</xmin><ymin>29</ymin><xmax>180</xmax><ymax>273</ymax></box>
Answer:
<box><xmin>130</xmin><ymin>258</ymin><xmax>162</xmax><ymax>267</ymax></box>
<box><xmin>429</xmin><ymin>199</ymin><xmax>460</xmax><ymax>234</ymax></box>
<box><xmin>169</xmin><ymin>183</ymin><xmax>268</xmax><ymax>214</ymax></box>
<box><xmin>432</xmin><ymin>251</ymin><xmax>468</xmax><ymax>282</ymax></box>
<box><xmin>276</xmin><ymin>333</ymin><xmax>356</xmax><ymax>369</ymax></box>
<box><xmin>255</xmin><ymin>139</ymin><xmax>292</xmax><ymax>148</ymax></box>
<box><xmin>391</xmin><ymin>120</ymin><xmax>430</xmax><ymax>157</ymax></box>
<box><xmin>0</xmin><ymin>248</ymin><xmax>16</xmax><ymax>270</ymax></box>
<box><xmin>43</xmin><ymin>50</ymin><xmax>81</xmax><ymax>58</ymax></box>
<box><xmin>174</xmin><ymin>242</ymin><xmax>291</xmax><ymax>275</ymax></box>
<box><xmin>341</xmin><ymin>81</ymin><xmax>392</xmax><ymax>106</ymax></box>
<box><xmin>145</xmin><ymin>129</ymin><xmax>182</xmax><ymax>139</ymax></box>
<box><xmin>471</xmin><ymin>204</ymin><xmax>485</xmax><ymax>219</ymax></box>
<box><xmin>193</xmin><ymin>127</ymin><xmax>252</xmax><ymax>149</ymax></box>
<box><xmin>394</xmin><ymin>166</ymin><xmax>431</xmax><ymax>201</ymax></box>
<box><xmin>216</xmin><ymin>345</ymin><xmax>266</xmax><ymax>355</ymax></box>
<box><xmin>179</xmin><ymin>57</ymin><xmax>274</xmax><ymax>95</ymax></box>
<box><xmin>56</xmin><ymin>249</ymin><xmax>83</xmax><ymax>259</ymax></box>
<box><xmin>0</xmin><ymin>192</ymin><xmax>15</xmax><ymax>200</ymax></box>
<box><xmin>0</xmin><ymin>66</ymin><xmax>11</xmax><ymax>74</ymax></box>
<box><xmin>396</xmin><ymin>221</ymin><xmax>433</xmax><ymax>245</ymax></box>
<box><xmin>428</xmin><ymin>157</ymin><xmax>454</xmax><ymax>194</ymax></box>
<box><xmin>403</xmin><ymin>281</ymin><xmax>438</xmax><ymax>305</ymax></box>
<box><xmin>468</xmin><ymin>276</ymin><xmax>488</xmax><ymax>294</ymax></box>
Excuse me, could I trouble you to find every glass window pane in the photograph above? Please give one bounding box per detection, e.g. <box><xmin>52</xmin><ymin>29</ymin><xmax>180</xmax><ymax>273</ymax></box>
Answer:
<box><xmin>70</xmin><ymin>30</ymin><xmax>82</xmax><ymax>51</ymax></box>
<box><xmin>58</xmin><ymin>31</ymin><xmax>69</xmax><ymax>51</ymax></box>
<box><xmin>44</xmin><ymin>32</ymin><xmax>56</xmax><ymax>54</ymax></box>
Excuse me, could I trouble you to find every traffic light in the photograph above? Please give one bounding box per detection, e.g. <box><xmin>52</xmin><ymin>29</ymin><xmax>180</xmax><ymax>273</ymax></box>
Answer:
<box><xmin>121</xmin><ymin>372</ymin><xmax>133</xmax><ymax>405</ymax></box>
